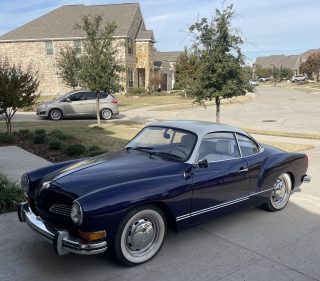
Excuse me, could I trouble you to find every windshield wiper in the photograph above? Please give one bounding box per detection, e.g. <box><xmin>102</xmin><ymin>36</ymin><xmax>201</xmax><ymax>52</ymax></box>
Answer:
<box><xmin>150</xmin><ymin>151</ymin><xmax>183</xmax><ymax>160</ymax></box>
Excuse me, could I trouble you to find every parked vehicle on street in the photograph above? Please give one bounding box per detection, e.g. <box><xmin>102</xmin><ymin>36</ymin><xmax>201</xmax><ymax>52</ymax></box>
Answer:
<box><xmin>18</xmin><ymin>120</ymin><xmax>311</xmax><ymax>266</ymax></box>
<box><xmin>259</xmin><ymin>77</ymin><xmax>271</xmax><ymax>82</ymax></box>
<box><xmin>36</xmin><ymin>90</ymin><xmax>119</xmax><ymax>121</ymax></box>
<box><xmin>291</xmin><ymin>75</ymin><xmax>307</xmax><ymax>82</ymax></box>
<box><xmin>249</xmin><ymin>80</ymin><xmax>259</xmax><ymax>86</ymax></box>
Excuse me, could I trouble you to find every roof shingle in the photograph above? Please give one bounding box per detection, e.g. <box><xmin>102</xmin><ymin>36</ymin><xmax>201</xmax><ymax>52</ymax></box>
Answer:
<box><xmin>0</xmin><ymin>3</ymin><xmax>140</xmax><ymax>41</ymax></box>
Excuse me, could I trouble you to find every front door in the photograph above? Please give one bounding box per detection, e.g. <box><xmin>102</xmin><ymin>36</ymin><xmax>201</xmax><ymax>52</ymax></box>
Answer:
<box><xmin>191</xmin><ymin>132</ymin><xmax>249</xmax><ymax>224</ymax></box>
<box><xmin>62</xmin><ymin>92</ymin><xmax>86</xmax><ymax>116</ymax></box>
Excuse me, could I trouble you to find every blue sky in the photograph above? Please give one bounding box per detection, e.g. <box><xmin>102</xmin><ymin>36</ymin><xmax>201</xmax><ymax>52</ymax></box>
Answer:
<box><xmin>1</xmin><ymin>0</ymin><xmax>320</xmax><ymax>64</ymax></box>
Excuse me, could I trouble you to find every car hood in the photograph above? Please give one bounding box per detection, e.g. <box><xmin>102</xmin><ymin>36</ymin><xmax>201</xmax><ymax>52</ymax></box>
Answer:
<box><xmin>45</xmin><ymin>150</ymin><xmax>167</xmax><ymax>198</ymax></box>
<box><xmin>38</xmin><ymin>100</ymin><xmax>58</xmax><ymax>106</ymax></box>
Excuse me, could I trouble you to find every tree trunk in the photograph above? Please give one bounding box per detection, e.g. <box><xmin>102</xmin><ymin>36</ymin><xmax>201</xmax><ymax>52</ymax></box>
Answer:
<box><xmin>96</xmin><ymin>92</ymin><xmax>101</xmax><ymax>127</ymax></box>
<box><xmin>215</xmin><ymin>96</ymin><xmax>220</xmax><ymax>123</ymax></box>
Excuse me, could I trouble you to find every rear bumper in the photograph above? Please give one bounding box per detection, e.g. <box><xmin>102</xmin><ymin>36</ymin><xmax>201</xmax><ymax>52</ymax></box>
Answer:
<box><xmin>302</xmin><ymin>175</ymin><xmax>311</xmax><ymax>183</ymax></box>
<box><xmin>18</xmin><ymin>202</ymin><xmax>108</xmax><ymax>256</ymax></box>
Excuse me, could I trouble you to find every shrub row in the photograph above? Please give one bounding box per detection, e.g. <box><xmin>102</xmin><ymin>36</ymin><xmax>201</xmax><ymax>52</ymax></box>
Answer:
<box><xmin>0</xmin><ymin>174</ymin><xmax>24</xmax><ymax>213</ymax></box>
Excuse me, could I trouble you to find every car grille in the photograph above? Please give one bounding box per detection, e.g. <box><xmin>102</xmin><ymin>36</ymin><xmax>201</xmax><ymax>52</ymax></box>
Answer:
<box><xmin>49</xmin><ymin>204</ymin><xmax>71</xmax><ymax>216</ymax></box>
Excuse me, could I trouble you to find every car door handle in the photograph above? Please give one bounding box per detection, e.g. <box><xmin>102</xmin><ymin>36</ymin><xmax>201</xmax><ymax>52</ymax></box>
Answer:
<box><xmin>237</xmin><ymin>167</ymin><xmax>248</xmax><ymax>173</ymax></box>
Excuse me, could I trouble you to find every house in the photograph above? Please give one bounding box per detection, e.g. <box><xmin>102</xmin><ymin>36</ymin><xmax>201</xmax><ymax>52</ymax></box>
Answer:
<box><xmin>154</xmin><ymin>51</ymin><xmax>182</xmax><ymax>91</ymax></box>
<box><xmin>253</xmin><ymin>54</ymin><xmax>301</xmax><ymax>76</ymax></box>
<box><xmin>254</xmin><ymin>49</ymin><xmax>320</xmax><ymax>76</ymax></box>
<box><xmin>0</xmin><ymin>3</ymin><xmax>179</xmax><ymax>95</ymax></box>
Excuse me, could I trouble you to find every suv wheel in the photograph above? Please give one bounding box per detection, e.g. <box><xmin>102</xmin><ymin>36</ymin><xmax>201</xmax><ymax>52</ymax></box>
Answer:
<box><xmin>49</xmin><ymin>109</ymin><xmax>63</xmax><ymax>121</ymax></box>
<box><xmin>100</xmin><ymin>108</ymin><xmax>112</xmax><ymax>120</ymax></box>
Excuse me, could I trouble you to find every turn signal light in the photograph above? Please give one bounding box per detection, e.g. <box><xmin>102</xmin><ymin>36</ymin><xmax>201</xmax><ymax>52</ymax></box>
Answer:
<box><xmin>78</xmin><ymin>230</ymin><xmax>107</xmax><ymax>241</ymax></box>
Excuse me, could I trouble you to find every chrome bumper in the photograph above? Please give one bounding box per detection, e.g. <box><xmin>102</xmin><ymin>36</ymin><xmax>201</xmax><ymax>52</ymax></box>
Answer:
<box><xmin>18</xmin><ymin>202</ymin><xmax>108</xmax><ymax>256</ymax></box>
<box><xmin>302</xmin><ymin>175</ymin><xmax>311</xmax><ymax>183</ymax></box>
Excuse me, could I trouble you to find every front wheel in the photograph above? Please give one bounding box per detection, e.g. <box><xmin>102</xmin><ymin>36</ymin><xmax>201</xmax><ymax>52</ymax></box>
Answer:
<box><xmin>114</xmin><ymin>206</ymin><xmax>166</xmax><ymax>266</ymax></box>
<box><xmin>49</xmin><ymin>109</ymin><xmax>63</xmax><ymax>121</ymax></box>
<box><xmin>264</xmin><ymin>173</ymin><xmax>292</xmax><ymax>211</ymax></box>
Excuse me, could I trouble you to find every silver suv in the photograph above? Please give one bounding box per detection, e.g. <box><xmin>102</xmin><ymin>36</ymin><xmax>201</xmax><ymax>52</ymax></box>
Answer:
<box><xmin>37</xmin><ymin>90</ymin><xmax>119</xmax><ymax>121</ymax></box>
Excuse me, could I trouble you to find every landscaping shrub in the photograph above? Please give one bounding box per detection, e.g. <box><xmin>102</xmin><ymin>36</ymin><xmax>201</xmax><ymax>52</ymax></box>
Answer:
<box><xmin>0</xmin><ymin>175</ymin><xmax>24</xmax><ymax>213</ymax></box>
<box><xmin>35</xmin><ymin>128</ymin><xmax>46</xmax><ymax>135</ymax></box>
<box><xmin>18</xmin><ymin>129</ymin><xmax>33</xmax><ymax>140</ymax></box>
<box><xmin>127</xmin><ymin>87</ymin><xmax>146</xmax><ymax>95</ymax></box>
<box><xmin>87</xmin><ymin>149</ymin><xmax>105</xmax><ymax>157</ymax></box>
<box><xmin>50</xmin><ymin>129</ymin><xmax>68</xmax><ymax>140</ymax></box>
<box><xmin>48</xmin><ymin>138</ymin><xmax>62</xmax><ymax>150</ymax></box>
<box><xmin>65</xmin><ymin>143</ymin><xmax>86</xmax><ymax>156</ymax></box>
<box><xmin>88</xmin><ymin>145</ymin><xmax>101</xmax><ymax>152</ymax></box>
<box><xmin>0</xmin><ymin>133</ymin><xmax>15</xmax><ymax>144</ymax></box>
<box><xmin>33</xmin><ymin>133</ymin><xmax>46</xmax><ymax>144</ymax></box>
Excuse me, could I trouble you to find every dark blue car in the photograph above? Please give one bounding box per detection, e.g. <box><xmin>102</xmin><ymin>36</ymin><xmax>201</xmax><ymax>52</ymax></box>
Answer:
<box><xmin>18</xmin><ymin>120</ymin><xmax>311</xmax><ymax>266</ymax></box>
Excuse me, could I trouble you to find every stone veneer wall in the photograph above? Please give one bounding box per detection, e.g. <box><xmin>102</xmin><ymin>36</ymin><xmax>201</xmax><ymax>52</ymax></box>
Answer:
<box><xmin>135</xmin><ymin>41</ymin><xmax>154</xmax><ymax>91</ymax></box>
<box><xmin>0</xmin><ymin>39</ymin><xmax>127</xmax><ymax>96</ymax></box>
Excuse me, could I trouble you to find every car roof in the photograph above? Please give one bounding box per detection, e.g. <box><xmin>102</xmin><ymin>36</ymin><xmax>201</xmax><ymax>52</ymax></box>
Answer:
<box><xmin>149</xmin><ymin>120</ymin><xmax>250</xmax><ymax>137</ymax></box>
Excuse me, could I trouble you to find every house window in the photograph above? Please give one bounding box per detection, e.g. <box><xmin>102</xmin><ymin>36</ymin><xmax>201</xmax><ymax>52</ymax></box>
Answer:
<box><xmin>45</xmin><ymin>41</ymin><xmax>53</xmax><ymax>55</ymax></box>
<box><xmin>74</xmin><ymin>40</ymin><xmax>81</xmax><ymax>54</ymax></box>
<box><xmin>128</xmin><ymin>37</ymin><xmax>133</xmax><ymax>55</ymax></box>
<box><xmin>127</xmin><ymin>68</ymin><xmax>134</xmax><ymax>88</ymax></box>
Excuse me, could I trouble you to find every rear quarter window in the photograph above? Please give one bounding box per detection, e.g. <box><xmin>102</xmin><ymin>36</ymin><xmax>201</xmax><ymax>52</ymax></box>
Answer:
<box><xmin>236</xmin><ymin>134</ymin><xmax>260</xmax><ymax>156</ymax></box>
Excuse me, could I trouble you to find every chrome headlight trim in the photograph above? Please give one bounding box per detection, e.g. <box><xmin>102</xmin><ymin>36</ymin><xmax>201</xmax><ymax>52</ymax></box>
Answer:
<box><xmin>21</xmin><ymin>174</ymin><xmax>30</xmax><ymax>193</ymax></box>
<box><xmin>70</xmin><ymin>201</ymin><xmax>83</xmax><ymax>225</ymax></box>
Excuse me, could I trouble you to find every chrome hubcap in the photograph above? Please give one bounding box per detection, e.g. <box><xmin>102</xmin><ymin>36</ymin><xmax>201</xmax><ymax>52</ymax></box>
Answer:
<box><xmin>126</xmin><ymin>218</ymin><xmax>156</xmax><ymax>254</ymax></box>
<box><xmin>272</xmin><ymin>177</ymin><xmax>287</xmax><ymax>205</ymax></box>
<box><xmin>102</xmin><ymin>110</ymin><xmax>111</xmax><ymax>119</ymax></box>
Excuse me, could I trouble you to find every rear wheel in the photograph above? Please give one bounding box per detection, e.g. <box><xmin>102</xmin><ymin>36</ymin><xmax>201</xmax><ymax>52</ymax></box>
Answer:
<box><xmin>114</xmin><ymin>206</ymin><xmax>166</xmax><ymax>266</ymax></box>
<box><xmin>100</xmin><ymin>108</ymin><xmax>112</xmax><ymax>120</ymax></box>
<box><xmin>49</xmin><ymin>109</ymin><xmax>63</xmax><ymax>121</ymax></box>
<box><xmin>264</xmin><ymin>173</ymin><xmax>292</xmax><ymax>211</ymax></box>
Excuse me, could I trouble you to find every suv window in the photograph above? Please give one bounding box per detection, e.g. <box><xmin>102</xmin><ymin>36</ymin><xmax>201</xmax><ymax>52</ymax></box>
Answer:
<box><xmin>236</xmin><ymin>134</ymin><xmax>260</xmax><ymax>156</ymax></box>
<box><xmin>68</xmin><ymin>92</ymin><xmax>85</xmax><ymax>102</ymax></box>
<box><xmin>198</xmin><ymin>132</ymin><xmax>240</xmax><ymax>162</ymax></box>
<box><xmin>84</xmin><ymin>92</ymin><xmax>96</xmax><ymax>100</ymax></box>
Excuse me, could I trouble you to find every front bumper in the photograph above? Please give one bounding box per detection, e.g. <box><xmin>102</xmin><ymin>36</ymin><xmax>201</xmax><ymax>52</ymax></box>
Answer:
<box><xmin>18</xmin><ymin>202</ymin><xmax>108</xmax><ymax>256</ymax></box>
<box><xmin>36</xmin><ymin>107</ymin><xmax>49</xmax><ymax>117</ymax></box>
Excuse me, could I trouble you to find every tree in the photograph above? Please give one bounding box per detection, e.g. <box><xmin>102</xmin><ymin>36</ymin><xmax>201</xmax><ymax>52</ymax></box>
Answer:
<box><xmin>0</xmin><ymin>58</ymin><xmax>39</xmax><ymax>133</ymax></box>
<box><xmin>175</xmin><ymin>48</ymin><xmax>200</xmax><ymax>97</ymax></box>
<box><xmin>255</xmin><ymin>67</ymin><xmax>272</xmax><ymax>79</ymax></box>
<box><xmin>56</xmin><ymin>46</ymin><xmax>80</xmax><ymax>90</ymax></box>
<box><xmin>273</xmin><ymin>67</ymin><xmax>294</xmax><ymax>82</ymax></box>
<box><xmin>57</xmin><ymin>16</ymin><xmax>124</xmax><ymax>127</ymax></box>
<box><xmin>189</xmin><ymin>5</ymin><xmax>250</xmax><ymax>123</ymax></box>
<box><xmin>300</xmin><ymin>52</ymin><xmax>320</xmax><ymax>81</ymax></box>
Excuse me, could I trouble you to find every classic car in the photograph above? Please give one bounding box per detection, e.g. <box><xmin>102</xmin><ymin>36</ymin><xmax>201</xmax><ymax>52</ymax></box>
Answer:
<box><xmin>18</xmin><ymin>120</ymin><xmax>311</xmax><ymax>266</ymax></box>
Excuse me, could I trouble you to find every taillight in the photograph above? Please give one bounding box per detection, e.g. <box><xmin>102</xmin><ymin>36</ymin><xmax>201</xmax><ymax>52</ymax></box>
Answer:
<box><xmin>112</xmin><ymin>99</ymin><xmax>118</xmax><ymax>104</ymax></box>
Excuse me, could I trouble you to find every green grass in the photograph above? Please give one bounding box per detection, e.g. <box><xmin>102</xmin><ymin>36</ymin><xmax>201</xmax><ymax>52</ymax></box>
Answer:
<box><xmin>0</xmin><ymin>175</ymin><xmax>24</xmax><ymax>213</ymax></box>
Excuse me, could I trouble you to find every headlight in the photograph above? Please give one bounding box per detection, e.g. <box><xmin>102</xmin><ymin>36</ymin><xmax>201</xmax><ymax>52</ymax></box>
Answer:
<box><xmin>71</xmin><ymin>201</ymin><xmax>83</xmax><ymax>225</ymax></box>
<box><xmin>21</xmin><ymin>174</ymin><xmax>29</xmax><ymax>193</ymax></box>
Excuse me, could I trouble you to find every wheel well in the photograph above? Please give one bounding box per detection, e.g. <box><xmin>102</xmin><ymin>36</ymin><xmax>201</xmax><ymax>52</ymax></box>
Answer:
<box><xmin>286</xmin><ymin>172</ymin><xmax>295</xmax><ymax>190</ymax></box>
<box><xmin>49</xmin><ymin>108</ymin><xmax>63</xmax><ymax>116</ymax></box>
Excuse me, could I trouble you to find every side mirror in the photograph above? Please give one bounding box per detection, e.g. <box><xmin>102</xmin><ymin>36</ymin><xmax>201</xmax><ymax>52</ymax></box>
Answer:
<box><xmin>198</xmin><ymin>159</ymin><xmax>208</xmax><ymax>168</ymax></box>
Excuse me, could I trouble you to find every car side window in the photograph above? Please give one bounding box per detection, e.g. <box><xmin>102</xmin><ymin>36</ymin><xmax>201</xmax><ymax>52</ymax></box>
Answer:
<box><xmin>99</xmin><ymin>92</ymin><xmax>108</xmax><ymax>99</ymax></box>
<box><xmin>197</xmin><ymin>132</ymin><xmax>240</xmax><ymax>162</ymax></box>
<box><xmin>69</xmin><ymin>92</ymin><xmax>84</xmax><ymax>101</ymax></box>
<box><xmin>84</xmin><ymin>92</ymin><xmax>96</xmax><ymax>100</ymax></box>
<box><xmin>236</xmin><ymin>134</ymin><xmax>260</xmax><ymax>156</ymax></box>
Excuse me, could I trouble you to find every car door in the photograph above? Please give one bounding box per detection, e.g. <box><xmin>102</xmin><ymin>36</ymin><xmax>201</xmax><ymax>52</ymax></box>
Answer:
<box><xmin>62</xmin><ymin>92</ymin><xmax>86</xmax><ymax>116</ymax></box>
<box><xmin>191</xmin><ymin>132</ymin><xmax>250</xmax><ymax>225</ymax></box>
<box><xmin>83</xmin><ymin>92</ymin><xmax>97</xmax><ymax>116</ymax></box>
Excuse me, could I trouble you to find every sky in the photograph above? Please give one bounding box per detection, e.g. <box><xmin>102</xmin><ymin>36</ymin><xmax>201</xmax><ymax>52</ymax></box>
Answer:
<box><xmin>1</xmin><ymin>0</ymin><xmax>320</xmax><ymax>64</ymax></box>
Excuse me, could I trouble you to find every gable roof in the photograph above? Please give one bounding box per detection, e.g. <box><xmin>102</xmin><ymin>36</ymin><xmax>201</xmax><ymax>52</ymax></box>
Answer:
<box><xmin>155</xmin><ymin>51</ymin><xmax>183</xmax><ymax>62</ymax></box>
<box><xmin>254</xmin><ymin>54</ymin><xmax>300</xmax><ymax>70</ymax></box>
<box><xmin>0</xmin><ymin>3</ymin><xmax>140</xmax><ymax>41</ymax></box>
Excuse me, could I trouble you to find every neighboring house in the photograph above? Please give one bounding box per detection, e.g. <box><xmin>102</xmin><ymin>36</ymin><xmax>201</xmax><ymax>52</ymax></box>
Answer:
<box><xmin>254</xmin><ymin>48</ymin><xmax>320</xmax><ymax>77</ymax></box>
<box><xmin>0</xmin><ymin>3</ymin><xmax>178</xmax><ymax>95</ymax></box>
<box><xmin>154</xmin><ymin>51</ymin><xmax>182</xmax><ymax>91</ymax></box>
<box><xmin>253</xmin><ymin>55</ymin><xmax>301</xmax><ymax>76</ymax></box>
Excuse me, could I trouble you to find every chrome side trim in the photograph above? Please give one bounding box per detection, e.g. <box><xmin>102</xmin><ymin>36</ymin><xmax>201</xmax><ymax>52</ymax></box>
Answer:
<box><xmin>176</xmin><ymin>188</ymin><xmax>274</xmax><ymax>222</ymax></box>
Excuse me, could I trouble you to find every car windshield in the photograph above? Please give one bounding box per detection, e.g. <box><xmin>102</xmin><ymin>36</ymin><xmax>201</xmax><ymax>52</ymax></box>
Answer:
<box><xmin>126</xmin><ymin>126</ymin><xmax>197</xmax><ymax>162</ymax></box>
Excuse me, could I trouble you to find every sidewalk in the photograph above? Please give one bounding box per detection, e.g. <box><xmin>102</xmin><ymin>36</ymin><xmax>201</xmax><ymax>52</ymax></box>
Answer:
<box><xmin>0</xmin><ymin>146</ymin><xmax>51</xmax><ymax>182</ymax></box>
